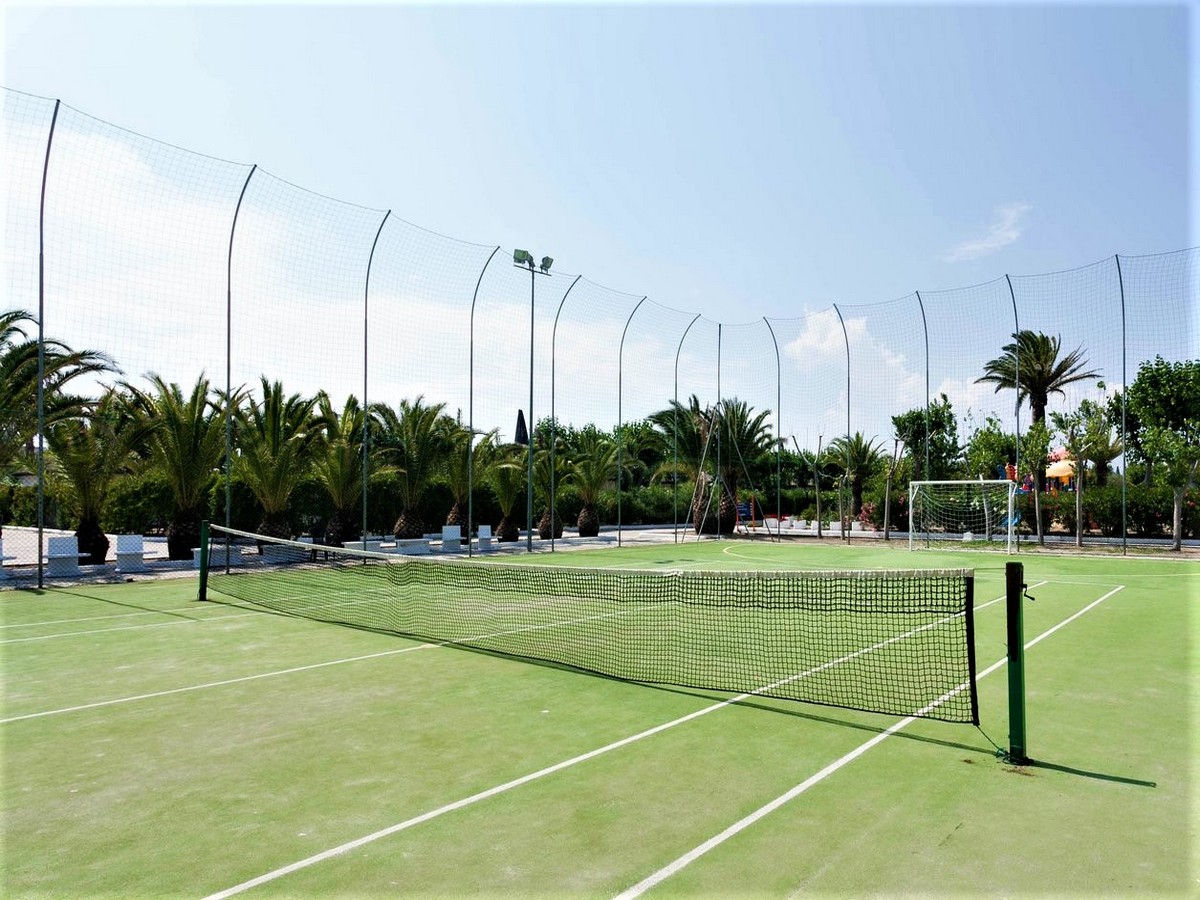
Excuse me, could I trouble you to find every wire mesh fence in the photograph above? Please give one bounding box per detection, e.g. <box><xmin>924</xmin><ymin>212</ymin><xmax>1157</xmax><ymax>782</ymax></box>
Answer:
<box><xmin>2</xmin><ymin>86</ymin><xmax>1197</xmax><ymax>579</ymax></box>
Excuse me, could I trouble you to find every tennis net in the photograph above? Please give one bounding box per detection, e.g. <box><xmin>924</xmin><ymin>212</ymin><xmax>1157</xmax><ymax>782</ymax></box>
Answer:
<box><xmin>201</xmin><ymin>525</ymin><xmax>979</xmax><ymax>723</ymax></box>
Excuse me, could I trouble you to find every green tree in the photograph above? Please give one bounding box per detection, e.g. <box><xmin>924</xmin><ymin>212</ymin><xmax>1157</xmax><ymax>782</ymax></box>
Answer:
<box><xmin>125</xmin><ymin>374</ymin><xmax>228</xmax><ymax>560</ymax></box>
<box><xmin>891</xmin><ymin>393</ymin><xmax>960</xmax><ymax>482</ymax></box>
<box><xmin>963</xmin><ymin>414</ymin><xmax>1018</xmax><ymax>481</ymax></box>
<box><xmin>976</xmin><ymin>331</ymin><xmax>1101</xmax><ymax>427</ymax></box>
<box><xmin>533</xmin><ymin>430</ymin><xmax>570</xmax><ymax>539</ymax></box>
<box><xmin>570</xmin><ymin>427</ymin><xmax>619</xmax><ymax>537</ymax></box>
<box><xmin>0</xmin><ymin>309</ymin><xmax>115</xmax><ymax>475</ymax></box>
<box><xmin>443</xmin><ymin>423</ymin><xmax>497</xmax><ymax>536</ymax></box>
<box><xmin>44</xmin><ymin>387</ymin><xmax>149</xmax><ymax>564</ymax></box>
<box><xmin>489</xmin><ymin>447</ymin><xmax>526</xmax><ymax>542</ymax></box>
<box><xmin>826</xmin><ymin>432</ymin><xmax>885</xmax><ymax>516</ymax></box>
<box><xmin>1127</xmin><ymin>357</ymin><xmax>1200</xmax><ymax>550</ymax></box>
<box><xmin>1020</xmin><ymin>420</ymin><xmax>1052</xmax><ymax>545</ymax></box>
<box><xmin>692</xmin><ymin>398</ymin><xmax>775</xmax><ymax>533</ymax></box>
<box><xmin>234</xmin><ymin>378</ymin><xmax>320</xmax><ymax>539</ymax></box>
<box><xmin>647</xmin><ymin>395</ymin><xmax>714</xmax><ymax>532</ymax></box>
<box><xmin>309</xmin><ymin>393</ymin><xmax>378</xmax><ymax>546</ymax></box>
<box><xmin>1050</xmin><ymin>408</ymin><xmax>1094</xmax><ymax>548</ymax></box>
<box><xmin>374</xmin><ymin>396</ymin><xmax>452</xmax><ymax>538</ymax></box>
<box><xmin>1079</xmin><ymin>396</ymin><xmax>1121</xmax><ymax>487</ymax></box>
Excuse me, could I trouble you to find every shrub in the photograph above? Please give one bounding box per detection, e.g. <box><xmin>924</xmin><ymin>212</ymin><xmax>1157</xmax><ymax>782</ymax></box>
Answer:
<box><xmin>102</xmin><ymin>471</ymin><xmax>174</xmax><ymax>535</ymax></box>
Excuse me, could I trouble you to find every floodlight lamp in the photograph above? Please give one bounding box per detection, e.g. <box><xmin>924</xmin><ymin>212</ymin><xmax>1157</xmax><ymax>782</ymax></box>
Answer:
<box><xmin>540</xmin><ymin>256</ymin><xmax>553</xmax><ymax>273</ymax></box>
<box><xmin>514</xmin><ymin>249</ymin><xmax>533</xmax><ymax>266</ymax></box>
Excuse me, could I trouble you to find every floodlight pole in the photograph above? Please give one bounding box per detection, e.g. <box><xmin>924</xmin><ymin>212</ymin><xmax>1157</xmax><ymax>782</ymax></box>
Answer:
<box><xmin>515</xmin><ymin>252</ymin><xmax>551</xmax><ymax>552</ymax></box>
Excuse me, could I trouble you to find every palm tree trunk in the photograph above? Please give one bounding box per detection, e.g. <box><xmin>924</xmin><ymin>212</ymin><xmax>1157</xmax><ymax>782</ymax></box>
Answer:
<box><xmin>76</xmin><ymin>517</ymin><xmax>109</xmax><ymax>566</ymax></box>
<box><xmin>167</xmin><ymin>508</ymin><xmax>202</xmax><ymax>561</ymax></box>
<box><xmin>1172</xmin><ymin>486</ymin><xmax>1185</xmax><ymax>551</ymax></box>
<box><xmin>1033</xmin><ymin>490</ymin><xmax>1044</xmax><ymax>546</ymax></box>
<box><xmin>1075</xmin><ymin>472</ymin><xmax>1084</xmax><ymax>548</ymax></box>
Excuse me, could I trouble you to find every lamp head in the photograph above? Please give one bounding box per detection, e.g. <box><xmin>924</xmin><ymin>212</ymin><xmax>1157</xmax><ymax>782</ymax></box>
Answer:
<box><xmin>539</xmin><ymin>256</ymin><xmax>553</xmax><ymax>273</ymax></box>
<box><xmin>513</xmin><ymin>249</ymin><xmax>533</xmax><ymax>266</ymax></box>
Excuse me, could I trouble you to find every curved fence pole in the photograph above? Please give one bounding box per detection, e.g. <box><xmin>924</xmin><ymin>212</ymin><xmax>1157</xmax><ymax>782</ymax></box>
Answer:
<box><xmin>833</xmin><ymin>304</ymin><xmax>851</xmax><ymax>541</ymax></box>
<box><xmin>915</xmin><ymin>290</ymin><xmax>930</xmax><ymax>481</ymax></box>
<box><xmin>466</xmin><ymin>246</ymin><xmax>502</xmax><ymax>558</ymax></box>
<box><xmin>361</xmin><ymin>209</ymin><xmax>391</xmax><ymax>545</ymax></box>
<box><xmin>716</xmin><ymin>322</ymin><xmax>722</xmax><ymax>539</ymax></box>
<box><xmin>1005</xmin><ymin>274</ymin><xmax>1023</xmax><ymax>545</ymax></box>
<box><xmin>617</xmin><ymin>297</ymin><xmax>648</xmax><ymax>547</ymax></box>
<box><xmin>673</xmin><ymin>314</ymin><xmax>702</xmax><ymax>543</ymax></box>
<box><xmin>224</xmin><ymin>165</ymin><xmax>257</xmax><ymax>569</ymax></box>
<box><xmin>35</xmin><ymin>98</ymin><xmax>61</xmax><ymax>591</ymax></box>
<box><xmin>1114</xmin><ymin>254</ymin><xmax>1127</xmax><ymax>556</ymax></box>
<box><xmin>763</xmin><ymin>317</ymin><xmax>782</xmax><ymax>532</ymax></box>
<box><xmin>549</xmin><ymin>275</ymin><xmax>582</xmax><ymax>552</ymax></box>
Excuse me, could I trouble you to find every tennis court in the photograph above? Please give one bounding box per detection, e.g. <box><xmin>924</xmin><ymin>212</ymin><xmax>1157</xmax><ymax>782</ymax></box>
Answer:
<box><xmin>2</xmin><ymin>540</ymin><xmax>1193</xmax><ymax>896</ymax></box>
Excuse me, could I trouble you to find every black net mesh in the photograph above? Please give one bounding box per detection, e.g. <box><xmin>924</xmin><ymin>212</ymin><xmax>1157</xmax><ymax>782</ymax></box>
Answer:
<box><xmin>204</xmin><ymin>526</ymin><xmax>978</xmax><ymax>723</ymax></box>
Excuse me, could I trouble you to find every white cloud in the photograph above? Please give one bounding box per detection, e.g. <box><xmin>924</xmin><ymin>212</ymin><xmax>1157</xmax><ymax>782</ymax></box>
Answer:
<box><xmin>943</xmin><ymin>203</ymin><xmax>1031</xmax><ymax>262</ymax></box>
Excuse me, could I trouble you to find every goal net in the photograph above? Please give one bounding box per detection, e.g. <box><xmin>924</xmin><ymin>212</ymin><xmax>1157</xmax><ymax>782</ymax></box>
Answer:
<box><xmin>908</xmin><ymin>480</ymin><xmax>1017</xmax><ymax>553</ymax></box>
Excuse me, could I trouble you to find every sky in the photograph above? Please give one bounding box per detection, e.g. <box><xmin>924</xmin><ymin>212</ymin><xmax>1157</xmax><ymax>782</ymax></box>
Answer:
<box><xmin>4</xmin><ymin>0</ymin><xmax>1193</xmax><ymax>314</ymax></box>
<box><xmin>1</xmin><ymin>0</ymin><xmax>1195</xmax><ymax>448</ymax></box>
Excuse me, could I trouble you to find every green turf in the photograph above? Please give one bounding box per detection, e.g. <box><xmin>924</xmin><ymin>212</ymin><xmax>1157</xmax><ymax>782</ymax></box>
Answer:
<box><xmin>1</xmin><ymin>540</ymin><xmax>1194</xmax><ymax>896</ymax></box>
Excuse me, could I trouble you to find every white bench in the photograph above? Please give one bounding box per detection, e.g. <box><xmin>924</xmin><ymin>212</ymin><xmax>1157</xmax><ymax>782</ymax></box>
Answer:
<box><xmin>115</xmin><ymin>534</ymin><xmax>149</xmax><ymax>573</ymax></box>
<box><xmin>476</xmin><ymin>524</ymin><xmax>493</xmax><ymax>552</ymax></box>
<box><xmin>343</xmin><ymin>539</ymin><xmax>384</xmax><ymax>553</ymax></box>
<box><xmin>196</xmin><ymin>545</ymin><xmax>240</xmax><ymax>569</ymax></box>
<box><xmin>391</xmin><ymin>538</ymin><xmax>432</xmax><ymax>555</ymax></box>
<box><xmin>441</xmin><ymin>525</ymin><xmax>462</xmax><ymax>552</ymax></box>
<box><xmin>0</xmin><ymin>538</ymin><xmax>14</xmax><ymax>579</ymax></box>
<box><xmin>45</xmin><ymin>535</ymin><xmax>81</xmax><ymax>577</ymax></box>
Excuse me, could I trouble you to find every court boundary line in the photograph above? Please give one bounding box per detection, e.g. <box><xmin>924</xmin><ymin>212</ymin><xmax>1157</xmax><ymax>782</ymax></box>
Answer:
<box><xmin>0</xmin><ymin>600</ymin><xmax>669</xmax><ymax>723</ymax></box>
<box><xmin>0</xmin><ymin>605</ymin><xmax>238</xmax><ymax>629</ymax></box>
<box><xmin>0</xmin><ymin>612</ymin><xmax>262</xmax><ymax>643</ymax></box>
<box><xmin>200</xmin><ymin>583</ymin><xmax>1024</xmax><ymax>900</ymax></box>
<box><xmin>0</xmin><ymin>645</ymin><xmax>435</xmax><ymax>723</ymax></box>
<box><xmin>614</xmin><ymin>582</ymin><xmax>1125</xmax><ymax>898</ymax></box>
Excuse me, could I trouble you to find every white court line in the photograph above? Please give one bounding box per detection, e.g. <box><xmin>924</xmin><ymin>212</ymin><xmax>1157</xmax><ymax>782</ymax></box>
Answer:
<box><xmin>0</xmin><ymin>645</ymin><xmax>436</xmax><ymax>724</ymax></box>
<box><xmin>614</xmin><ymin>582</ymin><xmax>1125</xmax><ymax>899</ymax></box>
<box><xmin>0</xmin><ymin>606</ymin><xmax>226</xmax><ymax>629</ymax></box>
<box><xmin>0</xmin><ymin>612</ymin><xmax>261</xmax><ymax>644</ymax></box>
<box><xmin>200</xmin><ymin>583</ymin><xmax>1026</xmax><ymax>900</ymax></box>
<box><xmin>0</xmin><ymin>602</ymin><xmax>653</xmax><ymax>724</ymax></box>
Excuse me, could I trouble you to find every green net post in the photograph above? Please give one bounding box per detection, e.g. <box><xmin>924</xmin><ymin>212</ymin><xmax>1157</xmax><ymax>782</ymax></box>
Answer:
<box><xmin>1005</xmin><ymin>560</ymin><xmax>1029</xmax><ymax>763</ymax></box>
<box><xmin>198</xmin><ymin>520</ymin><xmax>210</xmax><ymax>602</ymax></box>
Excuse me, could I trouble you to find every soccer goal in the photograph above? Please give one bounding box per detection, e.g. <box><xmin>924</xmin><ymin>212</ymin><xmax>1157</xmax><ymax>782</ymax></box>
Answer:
<box><xmin>908</xmin><ymin>480</ymin><xmax>1018</xmax><ymax>553</ymax></box>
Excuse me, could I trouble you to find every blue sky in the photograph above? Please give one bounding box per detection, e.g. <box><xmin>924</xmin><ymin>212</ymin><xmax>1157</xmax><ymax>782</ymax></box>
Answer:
<box><xmin>4</xmin><ymin>1</ymin><xmax>1192</xmax><ymax>320</ymax></box>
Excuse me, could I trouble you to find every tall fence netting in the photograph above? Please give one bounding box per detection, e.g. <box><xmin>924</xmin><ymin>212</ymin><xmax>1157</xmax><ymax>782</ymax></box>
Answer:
<box><xmin>2</xmin><ymin>85</ymin><xmax>1197</xmax><ymax>575</ymax></box>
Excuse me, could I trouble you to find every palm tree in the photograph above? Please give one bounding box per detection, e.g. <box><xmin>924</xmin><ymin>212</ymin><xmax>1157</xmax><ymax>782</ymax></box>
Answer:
<box><xmin>309</xmin><ymin>392</ymin><xmax>375</xmax><ymax>546</ymax></box>
<box><xmin>374</xmin><ymin>396</ymin><xmax>452</xmax><ymax>539</ymax></box>
<box><xmin>647</xmin><ymin>395</ymin><xmax>714</xmax><ymax>533</ymax></box>
<box><xmin>1</xmin><ymin>309</ymin><xmax>115</xmax><ymax>474</ymax></box>
<box><xmin>826</xmin><ymin>432</ymin><xmax>885</xmax><ymax>516</ymax></box>
<box><xmin>976</xmin><ymin>331</ymin><xmax>1101</xmax><ymax>426</ymax></box>
<box><xmin>234</xmin><ymin>378</ymin><xmax>320</xmax><ymax>539</ymax></box>
<box><xmin>571</xmin><ymin>428</ymin><xmax>618</xmax><ymax>537</ymax></box>
<box><xmin>44</xmin><ymin>387</ymin><xmax>149</xmax><ymax>564</ymax></box>
<box><xmin>647</xmin><ymin>396</ymin><xmax>773</xmax><ymax>534</ymax></box>
<box><xmin>443</xmin><ymin>424</ymin><xmax>498</xmax><ymax>533</ymax></box>
<box><xmin>125</xmin><ymin>374</ymin><xmax>228</xmax><ymax>560</ymax></box>
<box><xmin>489</xmin><ymin>447</ymin><xmax>526</xmax><ymax>542</ymax></box>
<box><xmin>534</xmin><ymin>436</ymin><xmax>570</xmax><ymax>539</ymax></box>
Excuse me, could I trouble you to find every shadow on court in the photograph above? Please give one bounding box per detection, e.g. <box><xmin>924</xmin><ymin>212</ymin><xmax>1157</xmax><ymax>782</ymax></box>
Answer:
<box><xmin>41</xmin><ymin>588</ymin><xmax>209</xmax><ymax>621</ymax></box>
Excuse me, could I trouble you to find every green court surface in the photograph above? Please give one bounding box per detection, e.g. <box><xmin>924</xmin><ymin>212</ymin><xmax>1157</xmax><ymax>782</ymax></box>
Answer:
<box><xmin>1</xmin><ymin>541</ymin><xmax>1195</xmax><ymax>897</ymax></box>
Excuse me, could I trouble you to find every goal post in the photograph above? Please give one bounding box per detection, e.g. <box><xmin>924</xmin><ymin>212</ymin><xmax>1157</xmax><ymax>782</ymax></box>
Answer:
<box><xmin>908</xmin><ymin>479</ymin><xmax>1018</xmax><ymax>553</ymax></box>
